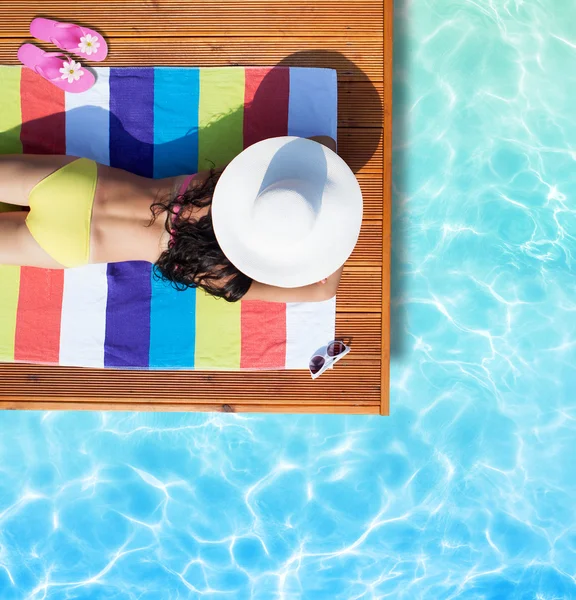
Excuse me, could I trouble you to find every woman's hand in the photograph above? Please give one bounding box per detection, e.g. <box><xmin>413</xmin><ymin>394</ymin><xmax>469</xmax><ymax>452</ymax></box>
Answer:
<box><xmin>243</xmin><ymin>267</ymin><xmax>343</xmax><ymax>303</ymax></box>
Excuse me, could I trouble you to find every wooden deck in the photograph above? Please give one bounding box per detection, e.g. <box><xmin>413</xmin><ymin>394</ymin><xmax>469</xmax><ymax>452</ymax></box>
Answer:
<box><xmin>0</xmin><ymin>0</ymin><xmax>392</xmax><ymax>415</ymax></box>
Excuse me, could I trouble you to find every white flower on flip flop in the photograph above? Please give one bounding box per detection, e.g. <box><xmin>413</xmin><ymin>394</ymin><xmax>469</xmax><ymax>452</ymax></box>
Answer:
<box><xmin>78</xmin><ymin>34</ymin><xmax>100</xmax><ymax>56</ymax></box>
<box><xmin>59</xmin><ymin>60</ymin><xmax>85</xmax><ymax>84</ymax></box>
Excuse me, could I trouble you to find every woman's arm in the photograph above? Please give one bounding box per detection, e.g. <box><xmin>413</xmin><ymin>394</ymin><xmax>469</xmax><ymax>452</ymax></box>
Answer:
<box><xmin>243</xmin><ymin>266</ymin><xmax>344</xmax><ymax>303</ymax></box>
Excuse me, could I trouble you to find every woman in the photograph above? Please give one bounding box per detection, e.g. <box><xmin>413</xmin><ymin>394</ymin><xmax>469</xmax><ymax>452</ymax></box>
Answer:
<box><xmin>0</xmin><ymin>135</ymin><xmax>363</xmax><ymax>302</ymax></box>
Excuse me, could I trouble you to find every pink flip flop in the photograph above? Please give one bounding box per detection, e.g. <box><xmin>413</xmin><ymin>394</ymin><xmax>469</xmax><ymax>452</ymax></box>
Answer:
<box><xmin>18</xmin><ymin>44</ymin><xmax>95</xmax><ymax>94</ymax></box>
<box><xmin>30</xmin><ymin>17</ymin><xmax>108</xmax><ymax>62</ymax></box>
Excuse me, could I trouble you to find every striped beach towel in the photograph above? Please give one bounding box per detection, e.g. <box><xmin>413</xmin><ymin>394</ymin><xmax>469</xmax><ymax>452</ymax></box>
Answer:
<box><xmin>0</xmin><ymin>66</ymin><xmax>337</xmax><ymax>370</ymax></box>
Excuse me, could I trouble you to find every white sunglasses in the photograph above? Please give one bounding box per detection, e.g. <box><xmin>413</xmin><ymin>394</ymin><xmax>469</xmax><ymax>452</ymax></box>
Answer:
<box><xmin>309</xmin><ymin>340</ymin><xmax>351</xmax><ymax>380</ymax></box>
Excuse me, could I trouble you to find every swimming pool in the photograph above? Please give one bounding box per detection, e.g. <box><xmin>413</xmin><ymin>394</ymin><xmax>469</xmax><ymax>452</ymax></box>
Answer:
<box><xmin>1</xmin><ymin>0</ymin><xmax>576</xmax><ymax>598</ymax></box>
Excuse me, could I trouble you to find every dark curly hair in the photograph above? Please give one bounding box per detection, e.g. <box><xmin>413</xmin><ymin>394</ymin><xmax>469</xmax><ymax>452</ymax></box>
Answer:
<box><xmin>149</xmin><ymin>169</ymin><xmax>253</xmax><ymax>302</ymax></box>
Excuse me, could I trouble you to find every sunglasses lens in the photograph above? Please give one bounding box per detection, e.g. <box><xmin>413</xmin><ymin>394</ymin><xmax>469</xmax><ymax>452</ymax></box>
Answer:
<box><xmin>309</xmin><ymin>355</ymin><xmax>325</xmax><ymax>374</ymax></box>
<box><xmin>327</xmin><ymin>341</ymin><xmax>346</xmax><ymax>357</ymax></box>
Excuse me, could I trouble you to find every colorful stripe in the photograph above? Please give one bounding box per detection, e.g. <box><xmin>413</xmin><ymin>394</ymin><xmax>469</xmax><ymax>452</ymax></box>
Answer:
<box><xmin>240</xmin><ymin>67</ymin><xmax>290</xmax><ymax>368</ymax></box>
<box><xmin>0</xmin><ymin>266</ymin><xmax>20</xmax><ymax>362</ymax></box>
<box><xmin>195</xmin><ymin>290</ymin><xmax>241</xmax><ymax>369</ymax></box>
<box><xmin>240</xmin><ymin>301</ymin><xmax>286</xmax><ymax>369</ymax></box>
<box><xmin>285</xmin><ymin>298</ymin><xmax>336</xmax><ymax>369</ymax></box>
<box><xmin>60</xmin><ymin>265</ymin><xmax>108</xmax><ymax>368</ymax></box>
<box><xmin>20</xmin><ymin>67</ymin><xmax>66</xmax><ymax>154</ymax></box>
<box><xmin>0</xmin><ymin>69</ymin><xmax>24</xmax><ymax>215</ymax></box>
<box><xmin>0</xmin><ymin>67</ymin><xmax>23</xmax><ymax>154</ymax></box>
<box><xmin>288</xmin><ymin>68</ymin><xmax>338</xmax><ymax>141</ymax></box>
<box><xmin>153</xmin><ymin>68</ymin><xmax>199</xmax><ymax>178</ymax></box>
<box><xmin>0</xmin><ymin>68</ymin><xmax>24</xmax><ymax>212</ymax></box>
<box><xmin>65</xmin><ymin>67</ymin><xmax>111</xmax><ymax>165</ymax></box>
<box><xmin>195</xmin><ymin>68</ymin><xmax>246</xmax><ymax>368</ymax></box>
<box><xmin>107</xmin><ymin>68</ymin><xmax>155</xmax><ymax>367</ymax></box>
<box><xmin>149</xmin><ymin>270</ymin><xmax>196</xmax><ymax>368</ymax></box>
<box><xmin>110</xmin><ymin>68</ymin><xmax>154</xmax><ymax>176</ymax></box>
<box><xmin>104</xmin><ymin>262</ymin><xmax>152</xmax><ymax>368</ymax></box>
<box><xmin>14</xmin><ymin>268</ymin><xmax>64</xmax><ymax>364</ymax></box>
<box><xmin>61</xmin><ymin>71</ymin><xmax>111</xmax><ymax>364</ymax></box>
<box><xmin>198</xmin><ymin>68</ymin><xmax>245</xmax><ymax>170</ymax></box>
<box><xmin>243</xmin><ymin>67</ymin><xmax>290</xmax><ymax>147</ymax></box>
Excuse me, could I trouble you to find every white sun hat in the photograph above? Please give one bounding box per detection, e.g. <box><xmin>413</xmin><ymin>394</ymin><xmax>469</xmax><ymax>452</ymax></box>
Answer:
<box><xmin>211</xmin><ymin>136</ymin><xmax>363</xmax><ymax>288</ymax></box>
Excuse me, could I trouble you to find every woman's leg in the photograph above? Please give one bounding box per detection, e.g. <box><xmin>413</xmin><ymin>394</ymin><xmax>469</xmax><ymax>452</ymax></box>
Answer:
<box><xmin>0</xmin><ymin>211</ymin><xmax>64</xmax><ymax>268</ymax></box>
<box><xmin>0</xmin><ymin>154</ymin><xmax>76</xmax><ymax>206</ymax></box>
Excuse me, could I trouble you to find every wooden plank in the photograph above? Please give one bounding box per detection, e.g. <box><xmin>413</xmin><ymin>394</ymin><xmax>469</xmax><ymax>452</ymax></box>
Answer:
<box><xmin>0</xmin><ymin>1</ymin><xmax>383</xmax><ymax>37</ymax></box>
<box><xmin>337</xmin><ymin>312</ymin><xmax>381</xmax><ymax>352</ymax></box>
<box><xmin>336</xmin><ymin>313</ymin><xmax>381</xmax><ymax>356</ymax></box>
<box><xmin>0</xmin><ymin>400</ymin><xmax>381</xmax><ymax>414</ymax></box>
<box><xmin>338</xmin><ymin>128</ymin><xmax>383</xmax><ymax>175</ymax></box>
<box><xmin>357</xmin><ymin>176</ymin><xmax>384</xmax><ymax>221</ymax></box>
<box><xmin>381</xmin><ymin>0</ymin><xmax>393</xmax><ymax>416</ymax></box>
<box><xmin>0</xmin><ymin>363</ymin><xmax>381</xmax><ymax>404</ymax></box>
<box><xmin>0</xmin><ymin>395</ymin><xmax>378</xmax><ymax>406</ymax></box>
<box><xmin>350</xmin><ymin>221</ymin><xmax>383</xmax><ymax>265</ymax></box>
<box><xmin>337</xmin><ymin>267</ymin><xmax>382</xmax><ymax>312</ymax></box>
<box><xmin>339</xmin><ymin>82</ymin><xmax>385</xmax><ymax>127</ymax></box>
<box><xmin>0</xmin><ymin>359</ymin><xmax>380</xmax><ymax>384</ymax></box>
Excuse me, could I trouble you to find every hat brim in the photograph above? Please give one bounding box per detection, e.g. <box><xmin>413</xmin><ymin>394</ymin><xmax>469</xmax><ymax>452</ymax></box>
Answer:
<box><xmin>212</xmin><ymin>136</ymin><xmax>363</xmax><ymax>288</ymax></box>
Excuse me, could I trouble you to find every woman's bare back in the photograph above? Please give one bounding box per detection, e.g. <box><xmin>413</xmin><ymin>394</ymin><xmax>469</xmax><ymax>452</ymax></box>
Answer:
<box><xmin>0</xmin><ymin>154</ymin><xmax>207</xmax><ymax>268</ymax></box>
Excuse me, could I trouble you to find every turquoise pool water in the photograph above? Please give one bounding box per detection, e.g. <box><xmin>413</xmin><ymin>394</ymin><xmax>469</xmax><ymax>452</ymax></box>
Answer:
<box><xmin>2</xmin><ymin>1</ymin><xmax>576</xmax><ymax>598</ymax></box>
